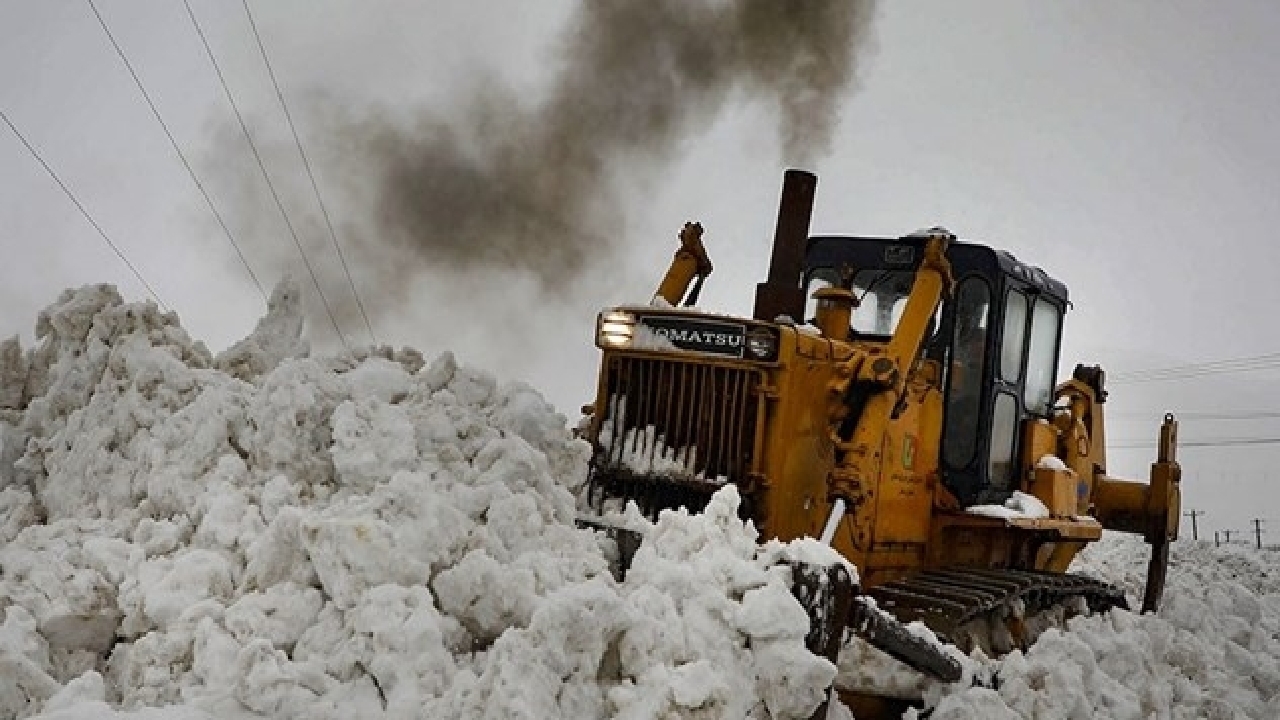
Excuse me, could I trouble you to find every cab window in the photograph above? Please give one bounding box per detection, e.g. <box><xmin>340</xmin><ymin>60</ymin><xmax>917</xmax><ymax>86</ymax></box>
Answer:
<box><xmin>1024</xmin><ymin>298</ymin><xmax>1062</xmax><ymax>415</ymax></box>
<box><xmin>1000</xmin><ymin>291</ymin><xmax>1029</xmax><ymax>383</ymax></box>
<box><xmin>852</xmin><ymin>270</ymin><xmax>914</xmax><ymax>335</ymax></box>
<box><xmin>943</xmin><ymin>278</ymin><xmax>991</xmax><ymax>469</ymax></box>
<box><xmin>804</xmin><ymin>267</ymin><xmax>916</xmax><ymax>336</ymax></box>
<box><xmin>989</xmin><ymin>392</ymin><xmax>1019</xmax><ymax>489</ymax></box>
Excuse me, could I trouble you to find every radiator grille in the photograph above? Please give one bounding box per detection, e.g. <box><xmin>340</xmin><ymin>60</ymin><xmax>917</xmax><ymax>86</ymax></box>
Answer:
<box><xmin>593</xmin><ymin>355</ymin><xmax>762</xmax><ymax>484</ymax></box>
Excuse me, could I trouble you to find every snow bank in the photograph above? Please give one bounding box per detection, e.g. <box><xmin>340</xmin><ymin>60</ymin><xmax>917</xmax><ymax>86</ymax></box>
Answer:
<box><xmin>13</xmin><ymin>281</ymin><xmax>1279</xmax><ymax>720</ymax></box>
<box><xmin>924</xmin><ymin>533</ymin><xmax>1280</xmax><ymax>719</ymax></box>
<box><xmin>0</xmin><ymin>282</ymin><xmax>837</xmax><ymax>720</ymax></box>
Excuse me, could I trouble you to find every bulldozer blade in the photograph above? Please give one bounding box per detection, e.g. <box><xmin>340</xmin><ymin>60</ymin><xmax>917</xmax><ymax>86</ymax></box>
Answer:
<box><xmin>848</xmin><ymin>598</ymin><xmax>964</xmax><ymax>683</ymax></box>
<box><xmin>791</xmin><ymin>562</ymin><xmax>858</xmax><ymax>664</ymax></box>
<box><xmin>1141</xmin><ymin>534</ymin><xmax>1169</xmax><ymax>614</ymax></box>
<box><xmin>789</xmin><ymin>561</ymin><xmax>965</xmax><ymax>719</ymax></box>
<box><xmin>790</xmin><ymin>562</ymin><xmax>857</xmax><ymax>720</ymax></box>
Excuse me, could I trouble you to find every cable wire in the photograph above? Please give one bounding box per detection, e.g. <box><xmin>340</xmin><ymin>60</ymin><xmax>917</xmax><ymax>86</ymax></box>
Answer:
<box><xmin>1</xmin><ymin>108</ymin><xmax>168</xmax><ymax>310</ymax></box>
<box><xmin>1111</xmin><ymin>436</ymin><xmax>1280</xmax><ymax>449</ymax></box>
<box><xmin>180</xmin><ymin>0</ymin><xmax>348</xmax><ymax>350</ymax></box>
<box><xmin>1109</xmin><ymin>352</ymin><xmax>1280</xmax><ymax>384</ymax></box>
<box><xmin>241</xmin><ymin>0</ymin><xmax>377</xmax><ymax>346</ymax></box>
<box><xmin>1110</xmin><ymin>411</ymin><xmax>1280</xmax><ymax>422</ymax></box>
<box><xmin>85</xmin><ymin>0</ymin><xmax>267</xmax><ymax>303</ymax></box>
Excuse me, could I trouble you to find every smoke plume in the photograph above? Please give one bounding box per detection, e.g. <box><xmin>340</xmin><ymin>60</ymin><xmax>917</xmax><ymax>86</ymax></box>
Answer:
<box><xmin>342</xmin><ymin>1</ymin><xmax>878</xmax><ymax>303</ymax></box>
<box><xmin>211</xmin><ymin>0</ymin><xmax>879</xmax><ymax>352</ymax></box>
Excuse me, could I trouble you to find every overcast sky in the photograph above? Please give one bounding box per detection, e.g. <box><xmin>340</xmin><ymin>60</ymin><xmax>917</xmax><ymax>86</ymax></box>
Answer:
<box><xmin>4</xmin><ymin>0</ymin><xmax>1280</xmax><ymax>535</ymax></box>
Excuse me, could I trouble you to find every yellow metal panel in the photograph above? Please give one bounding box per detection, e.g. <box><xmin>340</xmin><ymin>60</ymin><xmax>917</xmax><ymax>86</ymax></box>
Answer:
<box><xmin>758</xmin><ymin>327</ymin><xmax>838</xmax><ymax>542</ymax></box>
<box><xmin>1028</xmin><ymin>467</ymin><xmax>1077</xmax><ymax>518</ymax></box>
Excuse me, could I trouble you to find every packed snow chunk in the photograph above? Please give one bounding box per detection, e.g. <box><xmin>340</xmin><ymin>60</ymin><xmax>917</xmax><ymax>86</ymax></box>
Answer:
<box><xmin>120</xmin><ymin>550</ymin><xmax>235</xmax><ymax>634</ymax></box>
<box><xmin>212</xmin><ymin>278</ymin><xmax>306</xmax><ymax>382</ymax></box>
<box><xmin>191</xmin><ymin>479</ymin><xmax>262</xmax><ymax>553</ymax></box>
<box><xmin>0</xmin><ymin>485</ymin><xmax>39</xmax><ymax>545</ymax></box>
<box><xmin>926</xmin><ymin>687</ymin><xmax>1021</xmax><ymax>720</ymax></box>
<box><xmin>41</xmin><ymin>671</ymin><xmax>106</xmax><ymax>714</ymax></box>
<box><xmin>231</xmin><ymin>638</ymin><xmax>333</xmax><ymax>716</ymax></box>
<box><xmin>753</xmin><ymin>641</ymin><xmax>838</xmax><ymax>719</ymax></box>
<box><xmin>378</xmin><ymin>472</ymin><xmax>473</xmax><ymax>576</ymax></box>
<box><xmin>491</xmin><ymin>382</ymin><xmax>593</xmax><ymax>492</ymax></box>
<box><xmin>329</xmin><ymin>397</ymin><xmax>418</xmax><ymax>491</ymax></box>
<box><xmin>418</xmin><ymin>350</ymin><xmax>456</xmax><ymax>392</ymax></box>
<box><xmin>341</xmin><ymin>356</ymin><xmax>414</xmax><ymax>405</ymax></box>
<box><xmin>0</xmin><ymin>335</ymin><xmax>27</xmax><ymax>412</ymax></box>
<box><xmin>241</xmin><ymin>358</ymin><xmax>348</xmax><ymax>486</ymax></box>
<box><xmin>966</xmin><ymin>490</ymin><xmax>1050</xmax><ymax>520</ymax></box>
<box><xmin>1035</xmin><ymin>454</ymin><xmax>1068</xmax><ymax>471</ymax></box>
<box><xmin>612</xmin><ymin>583</ymin><xmax>689</xmax><ymax>676</ymax></box>
<box><xmin>667</xmin><ymin>659</ymin><xmax>727</xmax><ymax>709</ymax></box>
<box><xmin>433</xmin><ymin>548</ymin><xmax>538</xmax><ymax>640</ymax></box>
<box><xmin>0</xmin><ymin>606</ymin><xmax>60</xmax><ymax>718</ymax></box>
<box><xmin>0</xmin><ymin>416</ymin><xmax>28</xmax><ymax>496</ymax></box>
<box><xmin>759</xmin><ymin>535</ymin><xmax>859</xmax><ymax>584</ymax></box>
<box><xmin>347</xmin><ymin>584</ymin><xmax>464</xmax><ymax>709</ymax></box>
<box><xmin>607</xmin><ymin>486</ymin><xmax>838</xmax><ymax>719</ymax></box>
<box><xmin>737</xmin><ymin>582</ymin><xmax>810</xmax><ymax>642</ymax></box>
<box><xmin>0</xmin><ymin>521</ymin><xmax>126</xmax><ymax>655</ymax></box>
<box><xmin>242</xmin><ymin>507</ymin><xmax>318</xmax><ymax>591</ymax></box>
<box><xmin>221</xmin><ymin>582</ymin><xmax>324</xmax><ymax>652</ymax></box>
<box><xmin>299</xmin><ymin>512</ymin><xmax>419</xmax><ymax>610</ymax></box>
<box><xmin>439</xmin><ymin>577</ymin><xmax>624</xmax><ymax>719</ymax></box>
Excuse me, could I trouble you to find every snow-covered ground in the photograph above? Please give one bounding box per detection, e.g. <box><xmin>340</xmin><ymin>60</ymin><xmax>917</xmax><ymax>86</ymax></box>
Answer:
<box><xmin>2</xmin><ymin>284</ymin><xmax>1280</xmax><ymax>719</ymax></box>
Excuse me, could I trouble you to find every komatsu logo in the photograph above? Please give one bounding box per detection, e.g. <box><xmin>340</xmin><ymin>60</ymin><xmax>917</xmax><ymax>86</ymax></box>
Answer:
<box><xmin>653</xmin><ymin>327</ymin><xmax>742</xmax><ymax>347</ymax></box>
<box><xmin>640</xmin><ymin>316</ymin><xmax>746</xmax><ymax>357</ymax></box>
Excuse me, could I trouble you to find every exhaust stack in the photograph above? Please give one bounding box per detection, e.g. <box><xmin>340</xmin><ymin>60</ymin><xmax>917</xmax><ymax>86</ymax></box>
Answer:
<box><xmin>753</xmin><ymin>169</ymin><xmax>817</xmax><ymax>322</ymax></box>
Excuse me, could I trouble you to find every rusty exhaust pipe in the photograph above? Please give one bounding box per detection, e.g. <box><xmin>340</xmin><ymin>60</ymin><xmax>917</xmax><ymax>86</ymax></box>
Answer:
<box><xmin>753</xmin><ymin>169</ymin><xmax>817</xmax><ymax>323</ymax></box>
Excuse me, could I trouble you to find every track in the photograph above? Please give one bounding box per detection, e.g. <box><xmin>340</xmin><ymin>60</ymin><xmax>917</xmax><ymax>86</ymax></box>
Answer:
<box><xmin>865</xmin><ymin>568</ymin><xmax>1129</xmax><ymax>660</ymax></box>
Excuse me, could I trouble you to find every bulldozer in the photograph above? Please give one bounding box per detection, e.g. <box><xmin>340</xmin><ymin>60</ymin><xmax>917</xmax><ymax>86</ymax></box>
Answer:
<box><xmin>576</xmin><ymin>170</ymin><xmax>1181</xmax><ymax>716</ymax></box>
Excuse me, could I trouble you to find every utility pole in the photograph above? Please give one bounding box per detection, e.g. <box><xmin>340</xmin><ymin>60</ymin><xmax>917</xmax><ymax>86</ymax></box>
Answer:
<box><xmin>1184</xmin><ymin>509</ymin><xmax>1204</xmax><ymax>541</ymax></box>
<box><xmin>1253</xmin><ymin>519</ymin><xmax>1266</xmax><ymax>549</ymax></box>
<box><xmin>1223</xmin><ymin>529</ymin><xmax>1236</xmax><ymax>544</ymax></box>
<box><xmin>1215</xmin><ymin>531</ymin><xmax>1220</xmax><ymax>548</ymax></box>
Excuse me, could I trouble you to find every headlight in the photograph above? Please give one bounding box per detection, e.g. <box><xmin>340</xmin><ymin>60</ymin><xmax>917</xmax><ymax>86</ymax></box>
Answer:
<box><xmin>597</xmin><ymin>310</ymin><xmax>636</xmax><ymax>348</ymax></box>
<box><xmin>745</xmin><ymin>327</ymin><xmax>778</xmax><ymax>360</ymax></box>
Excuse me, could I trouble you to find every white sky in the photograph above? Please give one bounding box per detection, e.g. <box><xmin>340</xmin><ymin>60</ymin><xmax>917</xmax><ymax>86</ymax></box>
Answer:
<box><xmin>3</xmin><ymin>0</ymin><xmax>1280</xmax><ymax>536</ymax></box>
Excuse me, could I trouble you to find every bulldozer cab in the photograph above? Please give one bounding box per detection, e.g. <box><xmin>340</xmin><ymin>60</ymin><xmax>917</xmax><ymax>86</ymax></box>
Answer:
<box><xmin>803</xmin><ymin>234</ymin><xmax>1070</xmax><ymax>508</ymax></box>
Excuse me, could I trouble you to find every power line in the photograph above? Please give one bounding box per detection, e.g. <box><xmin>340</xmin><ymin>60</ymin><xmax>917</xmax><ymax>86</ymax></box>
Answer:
<box><xmin>180</xmin><ymin>0</ymin><xmax>348</xmax><ymax>351</ymax></box>
<box><xmin>1</xmin><ymin>108</ymin><xmax>167</xmax><ymax>310</ymax></box>
<box><xmin>1111</xmin><ymin>436</ymin><xmax>1280</xmax><ymax>450</ymax></box>
<box><xmin>85</xmin><ymin>0</ymin><xmax>267</xmax><ymax>303</ymax></box>
<box><xmin>1109</xmin><ymin>352</ymin><xmax>1280</xmax><ymax>384</ymax></box>
<box><xmin>241</xmin><ymin>0</ymin><xmax>377</xmax><ymax>346</ymax></box>
<box><xmin>1110</xmin><ymin>411</ymin><xmax>1280</xmax><ymax>422</ymax></box>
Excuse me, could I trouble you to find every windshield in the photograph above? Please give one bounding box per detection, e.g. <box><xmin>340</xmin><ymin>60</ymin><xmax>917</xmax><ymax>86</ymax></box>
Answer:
<box><xmin>806</xmin><ymin>267</ymin><xmax>917</xmax><ymax>335</ymax></box>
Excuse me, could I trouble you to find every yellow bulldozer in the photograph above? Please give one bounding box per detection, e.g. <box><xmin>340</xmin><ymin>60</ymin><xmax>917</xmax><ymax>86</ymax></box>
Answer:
<box><xmin>577</xmin><ymin>170</ymin><xmax>1181</xmax><ymax>716</ymax></box>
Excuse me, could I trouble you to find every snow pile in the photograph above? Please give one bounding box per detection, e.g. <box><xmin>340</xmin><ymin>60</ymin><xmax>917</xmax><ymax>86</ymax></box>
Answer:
<box><xmin>0</xmin><ymin>282</ymin><xmax>838</xmax><ymax>720</ymax></box>
<box><xmin>14</xmin><ymin>281</ymin><xmax>1280</xmax><ymax>720</ymax></box>
<box><xmin>925</xmin><ymin>533</ymin><xmax>1280</xmax><ymax>719</ymax></box>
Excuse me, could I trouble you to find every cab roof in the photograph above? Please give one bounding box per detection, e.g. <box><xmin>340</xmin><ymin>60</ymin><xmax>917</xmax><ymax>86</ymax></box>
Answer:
<box><xmin>803</xmin><ymin>234</ymin><xmax>1069</xmax><ymax>304</ymax></box>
